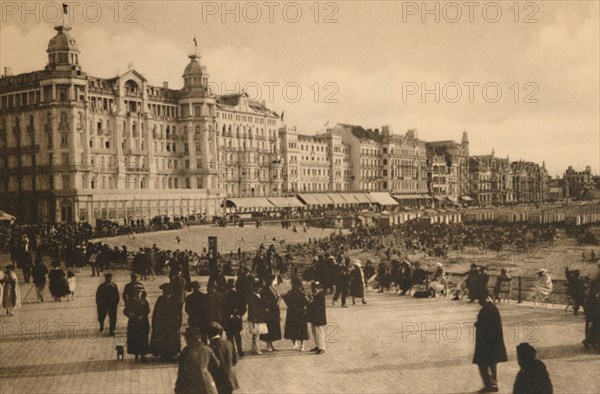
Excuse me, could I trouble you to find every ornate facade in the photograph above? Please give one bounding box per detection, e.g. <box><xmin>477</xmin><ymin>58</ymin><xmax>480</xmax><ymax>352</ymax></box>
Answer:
<box><xmin>0</xmin><ymin>25</ymin><xmax>281</xmax><ymax>223</ymax></box>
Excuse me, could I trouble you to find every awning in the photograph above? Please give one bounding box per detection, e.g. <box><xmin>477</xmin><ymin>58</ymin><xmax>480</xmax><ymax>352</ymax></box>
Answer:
<box><xmin>421</xmin><ymin>195</ymin><xmax>434</xmax><ymax>199</ymax></box>
<box><xmin>433</xmin><ymin>195</ymin><xmax>445</xmax><ymax>201</ymax></box>
<box><xmin>0</xmin><ymin>210</ymin><xmax>16</xmax><ymax>222</ymax></box>
<box><xmin>447</xmin><ymin>196</ymin><xmax>458</xmax><ymax>203</ymax></box>
<box><xmin>326</xmin><ymin>193</ymin><xmax>347</xmax><ymax>205</ymax></box>
<box><xmin>266</xmin><ymin>197</ymin><xmax>305</xmax><ymax>208</ymax></box>
<box><xmin>368</xmin><ymin>192</ymin><xmax>399</xmax><ymax>206</ymax></box>
<box><xmin>225</xmin><ymin>198</ymin><xmax>275</xmax><ymax>209</ymax></box>
<box><xmin>392</xmin><ymin>194</ymin><xmax>423</xmax><ymax>200</ymax></box>
<box><xmin>460</xmin><ymin>195</ymin><xmax>474</xmax><ymax>202</ymax></box>
<box><xmin>351</xmin><ymin>193</ymin><xmax>372</xmax><ymax>204</ymax></box>
<box><xmin>297</xmin><ymin>194</ymin><xmax>333</xmax><ymax>206</ymax></box>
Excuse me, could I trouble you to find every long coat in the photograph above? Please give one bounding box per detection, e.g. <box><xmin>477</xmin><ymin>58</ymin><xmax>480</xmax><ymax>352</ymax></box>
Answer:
<box><xmin>32</xmin><ymin>263</ymin><xmax>48</xmax><ymax>287</ymax></box>
<box><xmin>513</xmin><ymin>360</ymin><xmax>553</xmax><ymax>394</ymax></box>
<box><xmin>283</xmin><ymin>288</ymin><xmax>310</xmax><ymax>341</ymax></box>
<box><xmin>175</xmin><ymin>341</ymin><xmax>219</xmax><ymax>394</ymax></box>
<box><xmin>224</xmin><ymin>289</ymin><xmax>246</xmax><ymax>334</ymax></box>
<box><xmin>151</xmin><ymin>295</ymin><xmax>181</xmax><ymax>358</ymax></box>
<box><xmin>350</xmin><ymin>267</ymin><xmax>366</xmax><ymax>298</ymax></box>
<box><xmin>48</xmin><ymin>268</ymin><xmax>70</xmax><ymax>298</ymax></box>
<box><xmin>185</xmin><ymin>290</ymin><xmax>208</xmax><ymax>329</ymax></box>
<box><xmin>307</xmin><ymin>291</ymin><xmax>327</xmax><ymax>327</ymax></box>
<box><xmin>473</xmin><ymin>301</ymin><xmax>508</xmax><ymax>365</ymax></box>
<box><xmin>209</xmin><ymin>338</ymin><xmax>239</xmax><ymax>394</ymax></box>
<box><xmin>2</xmin><ymin>271</ymin><xmax>21</xmax><ymax>309</ymax></box>
<box><xmin>259</xmin><ymin>285</ymin><xmax>282</xmax><ymax>342</ymax></box>
<box><xmin>126</xmin><ymin>299</ymin><xmax>150</xmax><ymax>356</ymax></box>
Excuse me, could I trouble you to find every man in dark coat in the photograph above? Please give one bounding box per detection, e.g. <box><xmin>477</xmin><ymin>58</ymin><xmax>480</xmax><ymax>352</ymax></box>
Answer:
<box><xmin>95</xmin><ymin>273</ymin><xmax>120</xmax><ymax>336</ymax></box>
<box><xmin>224</xmin><ymin>279</ymin><xmax>246</xmax><ymax>357</ymax></box>
<box><xmin>473</xmin><ymin>295</ymin><xmax>508</xmax><ymax>392</ymax></box>
<box><xmin>332</xmin><ymin>261</ymin><xmax>349</xmax><ymax>307</ymax></box>
<box><xmin>31</xmin><ymin>259</ymin><xmax>48</xmax><ymax>302</ymax></box>
<box><xmin>513</xmin><ymin>343</ymin><xmax>553</xmax><ymax>394</ymax></box>
<box><xmin>465</xmin><ymin>263</ymin><xmax>480</xmax><ymax>302</ymax></box>
<box><xmin>175</xmin><ymin>326</ymin><xmax>219</xmax><ymax>394</ymax></box>
<box><xmin>307</xmin><ymin>281</ymin><xmax>327</xmax><ymax>354</ymax></box>
<box><xmin>235</xmin><ymin>265</ymin><xmax>254</xmax><ymax>308</ymax></box>
<box><xmin>21</xmin><ymin>251</ymin><xmax>33</xmax><ymax>283</ymax></box>
<box><xmin>207</xmin><ymin>322</ymin><xmax>239</xmax><ymax>394</ymax></box>
<box><xmin>186</xmin><ymin>281</ymin><xmax>209</xmax><ymax>342</ymax></box>
<box><xmin>565</xmin><ymin>267</ymin><xmax>586</xmax><ymax>315</ymax></box>
<box><xmin>170</xmin><ymin>269</ymin><xmax>187</xmax><ymax>327</ymax></box>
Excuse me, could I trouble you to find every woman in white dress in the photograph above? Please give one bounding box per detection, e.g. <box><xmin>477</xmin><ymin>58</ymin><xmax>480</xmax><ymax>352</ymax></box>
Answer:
<box><xmin>2</xmin><ymin>265</ymin><xmax>21</xmax><ymax>316</ymax></box>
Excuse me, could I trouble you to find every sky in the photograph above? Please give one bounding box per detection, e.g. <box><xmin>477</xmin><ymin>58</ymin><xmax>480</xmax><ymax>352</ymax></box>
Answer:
<box><xmin>1</xmin><ymin>0</ymin><xmax>598</xmax><ymax>177</ymax></box>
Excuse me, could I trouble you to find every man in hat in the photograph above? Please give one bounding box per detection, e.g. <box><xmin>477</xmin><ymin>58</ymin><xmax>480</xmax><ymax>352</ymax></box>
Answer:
<box><xmin>332</xmin><ymin>259</ymin><xmax>349</xmax><ymax>307</ymax></box>
<box><xmin>473</xmin><ymin>294</ymin><xmax>507</xmax><ymax>392</ymax></box>
<box><xmin>235</xmin><ymin>264</ymin><xmax>254</xmax><ymax>309</ymax></box>
<box><xmin>465</xmin><ymin>263</ymin><xmax>480</xmax><ymax>303</ymax></box>
<box><xmin>565</xmin><ymin>266</ymin><xmax>585</xmax><ymax>315</ymax></box>
<box><xmin>476</xmin><ymin>266</ymin><xmax>490</xmax><ymax>301</ymax></box>
<box><xmin>95</xmin><ymin>273</ymin><xmax>120</xmax><ymax>336</ymax></box>
<box><xmin>513</xmin><ymin>343</ymin><xmax>553</xmax><ymax>394</ymax></box>
<box><xmin>175</xmin><ymin>326</ymin><xmax>219</xmax><ymax>394</ymax></box>
<box><xmin>207</xmin><ymin>322</ymin><xmax>239</xmax><ymax>394</ymax></box>
<box><xmin>307</xmin><ymin>281</ymin><xmax>327</xmax><ymax>354</ymax></box>
<box><xmin>533</xmin><ymin>269</ymin><xmax>553</xmax><ymax>308</ymax></box>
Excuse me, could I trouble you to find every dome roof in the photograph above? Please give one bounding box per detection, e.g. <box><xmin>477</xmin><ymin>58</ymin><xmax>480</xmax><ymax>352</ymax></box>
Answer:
<box><xmin>47</xmin><ymin>25</ymin><xmax>79</xmax><ymax>53</ymax></box>
<box><xmin>183</xmin><ymin>54</ymin><xmax>207</xmax><ymax>77</ymax></box>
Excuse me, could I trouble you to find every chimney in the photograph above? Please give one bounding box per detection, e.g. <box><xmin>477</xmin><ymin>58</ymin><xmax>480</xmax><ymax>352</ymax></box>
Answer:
<box><xmin>4</xmin><ymin>67</ymin><xmax>13</xmax><ymax>77</ymax></box>
<box><xmin>163</xmin><ymin>82</ymin><xmax>169</xmax><ymax>89</ymax></box>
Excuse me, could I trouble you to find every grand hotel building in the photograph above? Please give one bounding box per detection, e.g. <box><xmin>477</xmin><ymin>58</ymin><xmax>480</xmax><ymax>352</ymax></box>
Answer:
<box><xmin>0</xmin><ymin>25</ymin><xmax>282</xmax><ymax>223</ymax></box>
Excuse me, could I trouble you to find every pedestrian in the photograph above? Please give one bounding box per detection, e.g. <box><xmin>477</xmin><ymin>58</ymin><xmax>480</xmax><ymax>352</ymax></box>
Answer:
<box><xmin>283</xmin><ymin>276</ymin><xmax>310</xmax><ymax>351</ymax></box>
<box><xmin>259</xmin><ymin>275</ymin><xmax>282</xmax><ymax>352</ymax></box>
<box><xmin>207</xmin><ymin>322</ymin><xmax>239</xmax><ymax>394</ymax></box>
<box><xmin>513</xmin><ymin>343</ymin><xmax>553</xmax><ymax>394</ymax></box>
<box><xmin>95</xmin><ymin>273</ymin><xmax>119</xmax><ymax>336</ymax></box>
<box><xmin>67</xmin><ymin>270</ymin><xmax>76</xmax><ymax>301</ymax></box>
<box><xmin>332</xmin><ymin>261</ymin><xmax>349</xmax><ymax>307</ymax></box>
<box><xmin>21</xmin><ymin>251</ymin><xmax>33</xmax><ymax>284</ymax></box>
<box><xmin>151</xmin><ymin>283</ymin><xmax>181</xmax><ymax>360</ymax></box>
<box><xmin>465</xmin><ymin>263</ymin><xmax>480</xmax><ymax>303</ymax></box>
<box><xmin>126</xmin><ymin>290</ymin><xmax>150</xmax><ymax>363</ymax></box>
<box><xmin>223</xmin><ymin>279</ymin><xmax>246</xmax><ymax>357</ymax></box>
<box><xmin>350</xmin><ymin>260</ymin><xmax>367</xmax><ymax>305</ymax></box>
<box><xmin>493</xmin><ymin>268</ymin><xmax>512</xmax><ymax>302</ymax></box>
<box><xmin>307</xmin><ymin>281</ymin><xmax>327</xmax><ymax>355</ymax></box>
<box><xmin>564</xmin><ymin>267</ymin><xmax>585</xmax><ymax>315</ymax></box>
<box><xmin>175</xmin><ymin>326</ymin><xmax>219</xmax><ymax>394</ymax></box>
<box><xmin>473</xmin><ymin>295</ymin><xmax>508</xmax><ymax>393</ymax></box>
<box><xmin>247</xmin><ymin>279</ymin><xmax>267</xmax><ymax>355</ymax></box>
<box><xmin>48</xmin><ymin>261</ymin><xmax>69</xmax><ymax>302</ymax></box>
<box><xmin>186</xmin><ymin>280</ymin><xmax>209</xmax><ymax>334</ymax></box>
<box><xmin>31</xmin><ymin>258</ymin><xmax>48</xmax><ymax>302</ymax></box>
<box><xmin>122</xmin><ymin>273</ymin><xmax>145</xmax><ymax>309</ymax></box>
<box><xmin>533</xmin><ymin>269</ymin><xmax>553</xmax><ymax>308</ymax></box>
<box><xmin>2</xmin><ymin>265</ymin><xmax>21</xmax><ymax>316</ymax></box>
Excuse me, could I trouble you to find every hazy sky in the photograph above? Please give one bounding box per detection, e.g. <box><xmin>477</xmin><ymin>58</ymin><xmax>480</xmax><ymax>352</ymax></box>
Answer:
<box><xmin>1</xmin><ymin>0</ymin><xmax>598</xmax><ymax>176</ymax></box>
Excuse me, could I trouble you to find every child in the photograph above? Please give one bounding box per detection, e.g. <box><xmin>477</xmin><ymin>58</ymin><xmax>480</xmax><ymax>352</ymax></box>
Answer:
<box><xmin>67</xmin><ymin>271</ymin><xmax>77</xmax><ymax>301</ymax></box>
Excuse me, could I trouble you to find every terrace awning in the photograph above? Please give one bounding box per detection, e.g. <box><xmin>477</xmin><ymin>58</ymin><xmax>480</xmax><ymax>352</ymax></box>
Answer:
<box><xmin>351</xmin><ymin>193</ymin><xmax>372</xmax><ymax>204</ymax></box>
<box><xmin>392</xmin><ymin>194</ymin><xmax>423</xmax><ymax>200</ymax></box>
<box><xmin>460</xmin><ymin>195</ymin><xmax>474</xmax><ymax>202</ymax></box>
<box><xmin>433</xmin><ymin>195</ymin><xmax>445</xmax><ymax>201</ymax></box>
<box><xmin>297</xmin><ymin>194</ymin><xmax>333</xmax><ymax>206</ymax></box>
<box><xmin>326</xmin><ymin>193</ymin><xmax>348</xmax><ymax>205</ymax></box>
<box><xmin>266</xmin><ymin>197</ymin><xmax>305</xmax><ymax>208</ymax></box>
<box><xmin>368</xmin><ymin>192</ymin><xmax>399</xmax><ymax>206</ymax></box>
<box><xmin>225</xmin><ymin>198</ymin><xmax>275</xmax><ymax>209</ymax></box>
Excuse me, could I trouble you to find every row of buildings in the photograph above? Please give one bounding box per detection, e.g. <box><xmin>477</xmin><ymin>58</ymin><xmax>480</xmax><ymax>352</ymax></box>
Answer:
<box><xmin>0</xmin><ymin>25</ymin><xmax>558</xmax><ymax>224</ymax></box>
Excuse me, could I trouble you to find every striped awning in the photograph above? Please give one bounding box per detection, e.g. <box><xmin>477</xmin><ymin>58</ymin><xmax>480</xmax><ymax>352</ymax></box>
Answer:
<box><xmin>225</xmin><ymin>198</ymin><xmax>275</xmax><ymax>209</ymax></box>
<box><xmin>297</xmin><ymin>194</ymin><xmax>333</xmax><ymax>206</ymax></box>
<box><xmin>392</xmin><ymin>194</ymin><xmax>424</xmax><ymax>200</ymax></box>
<box><xmin>368</xmin><ymin>192</ymin><xmax>399</xmax><ymax>206</ymax></box>
<box><xmin>266</xmin><ymin>197</ymin><xmax>305</xmax><ymax>208</ymax></box>
<box><xmin>326</xmin><ymin>193</ymin><xmax>347</xmax><ymax>205</ymax></box>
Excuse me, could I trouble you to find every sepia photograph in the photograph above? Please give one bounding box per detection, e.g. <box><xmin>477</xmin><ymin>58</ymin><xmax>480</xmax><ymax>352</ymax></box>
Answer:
<box><xmin>0</xmin><ymin>1</ymin><xmax>599</xmax><ymax>393</ymax></box>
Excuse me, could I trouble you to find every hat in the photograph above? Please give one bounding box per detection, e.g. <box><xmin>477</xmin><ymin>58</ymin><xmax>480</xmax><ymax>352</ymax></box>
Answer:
<box><xmin>516</xmin><ymin>342</ymin><xmax>537</xmax><ymax>361</ymax></box>
<box><xmin>182</xmin><ymin>326</ymin><xmax>203</xmax><ymax>339</ymax></box>
<box><xmin>470</xmin><ymin>263</ymin><xmax>477</xmax><ymax>268</ymax></box>
<box><xmin>206</xmin><ymin>321</ymin><xmax>224</xmax><ymax>338</ymax></box>
<box><xmin>104</xmin><ymin>272</ymin><xmax>113</xmax><ymax>278</ymax></box>
<box><xmin>327</xmin><ymin>255</ymin><xmax>335</xmax><ymax>260</ymax></box>
<box><xmin>436</xmin><ymin>262</ymin><xmax>443</xmax><ymax>268</ymax></box>
<box><xmin>353</xmin><ymin>259</ymin><xmax>361</xmax><ymax>267</ymax></box>
<box><xmin>537</xmin><ymin>268</ymin><xmax>547</xmax><ymax>274</ymax></box>
<box><xmin>190</xmin><ymin>281</ymin><xmax>201</xmax><ymax>290</ymax></box>
<box><xmin>159</xmin><ymin>283</ymin><xmax>171</xmax><ymax>291</ymax></box>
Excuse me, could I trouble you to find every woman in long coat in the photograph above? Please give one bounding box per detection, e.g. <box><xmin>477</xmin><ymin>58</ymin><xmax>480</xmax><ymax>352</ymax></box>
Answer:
<box><xmin>283</xmin><ymin>276</ymin><xmax>310</xmax><ymax>350</ymax></box>
<box><xmin>473</xmin><ymin>296</ymin><xmax>508</xmax><ymax>392</ymax></box>
<box><xmin>350</xmin><ymin>261</ymin><xmax>367</xmax><ymax>305</ymax></box>
<box><xmin>126</xmin><ymin>287</ymin><xmax>150</xmax><ymax>362</ymax></box>
<box><xmin>151</xmin><ymin>283</ymin><xmax>181</xmax><ymax>360</ymax></box>
<box><xmin>2</xmin><ymin>265</ymin><xmax>21</xmax><ymax>316</ymax></box>
<box><xmin>259</xmin><ymin>276</ymin><xmax>282</xmax><ymax>351</ymax></box>
<box><xmin>48</xmin><ymin>262</ymin><xmax>69</xmax><ymax>302</ymax></box>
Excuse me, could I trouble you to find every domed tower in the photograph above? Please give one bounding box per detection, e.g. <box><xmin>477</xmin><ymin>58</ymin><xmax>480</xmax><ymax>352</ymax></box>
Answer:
<box><xmin>182</xmin><ymin>53</ymin><xmax>209</xmax><ymax>92</ymax></box>
<box><xmin>46</xmin><ymin>25</ymin><xmax>81</xmax><ymax>72</ymax></box>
